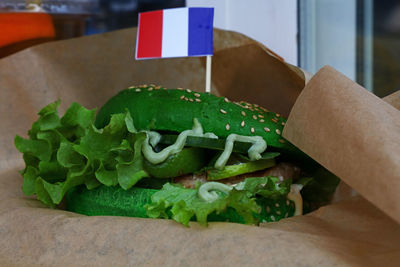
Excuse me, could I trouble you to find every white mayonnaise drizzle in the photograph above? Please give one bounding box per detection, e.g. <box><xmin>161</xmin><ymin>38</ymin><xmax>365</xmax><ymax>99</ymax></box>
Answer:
<box><xmin>141</xmin><ymin>118</ymin><xmax>267</xmax><ymax>169</ymax></box>
<box><xmin>198</xmin><ymin>182</ymin><xmax>233</xmax><ymax>202</ymax></box>
<box><xmin>214</xmin><ymin>134</ymin><xmax>267</xmax><ymax>170</ymax></box>
<box><xmin>142</xmin><ymin>118</ymin><xmax>217</xmax><ymax>164</ymax></box>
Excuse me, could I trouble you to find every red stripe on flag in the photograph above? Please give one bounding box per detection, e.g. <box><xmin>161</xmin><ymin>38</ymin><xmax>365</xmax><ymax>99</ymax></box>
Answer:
<box><xmin>137</xmin><ymin>10</ymin><xmax>163</xmax><ymax>59</ymax></box>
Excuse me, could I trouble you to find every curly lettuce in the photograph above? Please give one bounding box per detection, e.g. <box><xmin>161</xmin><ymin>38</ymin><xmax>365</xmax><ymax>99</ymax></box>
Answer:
<box><xmin>15</xmin><ymin>101</ymin><xmax>149</xmax><ymax>207</ymax></box>
<box><xmin>145</xmin><ymin>176</ymin><xmax>294</xmax><ymax>226</ymax></box>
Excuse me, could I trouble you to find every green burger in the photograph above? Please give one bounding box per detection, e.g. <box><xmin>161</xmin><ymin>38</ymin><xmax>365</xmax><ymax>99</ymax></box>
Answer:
<box><xmin>15</xmin><ymin>85</ymin><xmax>339</xmax><ymax>226</ymax></box>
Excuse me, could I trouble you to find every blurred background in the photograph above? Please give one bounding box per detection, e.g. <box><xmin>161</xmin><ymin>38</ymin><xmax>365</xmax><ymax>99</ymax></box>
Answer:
<box><xmin>0</xmin><ymin>0</ymin><xmax>398</xmax><ymax>97</ymax></box>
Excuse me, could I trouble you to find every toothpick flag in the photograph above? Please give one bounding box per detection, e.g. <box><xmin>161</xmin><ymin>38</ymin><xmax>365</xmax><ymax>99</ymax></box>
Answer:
<box><xmin>135</xmin><ymin>7</ymin><xmax>214</xmax><ymax>60</ymax></box>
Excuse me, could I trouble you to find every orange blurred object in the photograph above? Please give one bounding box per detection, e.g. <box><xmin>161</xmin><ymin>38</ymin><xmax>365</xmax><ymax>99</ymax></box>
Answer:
<box><xmin>0</xmin><ymin>12</ymin><xmax>55</xmax><ymax>47</ymax></box>
<box><xmin>0</xmin><ymin>12</ymin><xmax>56</xmax><ymax>58</ymax></box>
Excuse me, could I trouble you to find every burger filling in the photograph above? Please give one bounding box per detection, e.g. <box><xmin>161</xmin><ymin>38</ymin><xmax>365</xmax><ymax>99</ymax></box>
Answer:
<box><xmin>139</xmin><ymin>118</ymin><xmax>306</xmax><ymax>218</ymax></box>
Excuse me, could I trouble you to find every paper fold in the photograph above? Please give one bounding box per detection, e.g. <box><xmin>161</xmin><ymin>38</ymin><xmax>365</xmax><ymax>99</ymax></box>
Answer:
<box><xmin>283</xmin><ymin>66</ymin><xmax>400</xmax><ymax>223</ymax></box>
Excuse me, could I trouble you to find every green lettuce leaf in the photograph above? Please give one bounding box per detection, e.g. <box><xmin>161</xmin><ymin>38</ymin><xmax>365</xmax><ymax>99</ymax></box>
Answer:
<box><xmin>146</xmin><ymin>183</ymin><xmax>261</xmax><ymax>226</ymax></box>
<box><xmin>15</xmin><ymin>136</ymin><xmax>52</xmax><ymax>162</ymax></box>
<box><xmin>15</xmin><ymin>101</ymin><xmax>150</xmax><ymax>207</ymax></box>
<box><xmin>145</xmin><ymin>176</ymin><xmax>298</xmax><ymax>226</ymax></box>
<box><xmin>116</xmin><ymin>132</ymin><xmax>149</xmax><ymax>189</ymax></box>
<box><xmin>21</xmin><ymin>166</ymin><xmax>38</xmax><ymax>195</ymax></box>
<box><xmin>237</xmin><ymin>176</ymin><xmax>292</xmax><ymax>199</ymax></box>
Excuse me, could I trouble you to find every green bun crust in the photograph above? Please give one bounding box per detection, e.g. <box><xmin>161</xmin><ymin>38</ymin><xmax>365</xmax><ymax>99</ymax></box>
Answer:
<box><xmin>65</xmin><ymin>185</ymin><xmax>295</xmax><ymax>224</ymax></box>
<box><xmin>95</xmin><ymin>86</ymin><xmax>303</xmax><ymax>158</ymax></box>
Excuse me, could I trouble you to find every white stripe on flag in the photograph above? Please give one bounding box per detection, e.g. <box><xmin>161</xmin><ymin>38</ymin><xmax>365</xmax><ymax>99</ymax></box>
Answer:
<box><xmin>161</xmin><ymin>8</ymin><xmax>189</xmax><ymax>58</ymax></box>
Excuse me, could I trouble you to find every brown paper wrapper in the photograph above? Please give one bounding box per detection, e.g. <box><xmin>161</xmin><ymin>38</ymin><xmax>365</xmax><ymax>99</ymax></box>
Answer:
<box><xmin>1</xmin><ymin>28</ymin><xmax>400</xmax><ymax>266</ymax></box>
<box><xmin>383</xmin><ymin>89</ymin><xmax>400</xmax><ymax>110</ymax></box>
<box><xmin>283</xmin><ymin>66</ymin><xmax>400</xmax><ymax>224</ymax></box>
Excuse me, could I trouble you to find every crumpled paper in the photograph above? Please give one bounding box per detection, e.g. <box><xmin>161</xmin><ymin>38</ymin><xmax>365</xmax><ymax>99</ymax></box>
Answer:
<box><xmin>1</xmin><ymin>28</ymin><xmax>399</xmax><ymax>266</ymax></box>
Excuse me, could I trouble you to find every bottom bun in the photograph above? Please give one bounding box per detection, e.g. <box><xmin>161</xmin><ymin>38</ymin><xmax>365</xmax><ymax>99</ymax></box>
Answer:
<box><xmin>65</xmin><ymin>185</ymin><xmax>295</xmax><ymax>224</ymax></box>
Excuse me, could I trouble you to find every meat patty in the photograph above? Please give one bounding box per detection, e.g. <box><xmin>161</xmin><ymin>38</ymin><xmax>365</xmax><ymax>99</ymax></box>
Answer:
<box><xmin>173</xmin><ymin>162</ymin><xmax>301</xmax><ymax>189</ymax></box>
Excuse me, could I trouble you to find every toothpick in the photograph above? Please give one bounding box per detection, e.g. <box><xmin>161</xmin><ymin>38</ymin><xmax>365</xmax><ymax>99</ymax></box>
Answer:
<box><xmin>205</xmin><ymin>55</ymin><xmax>212</xmax><ymax>93</ymax></box>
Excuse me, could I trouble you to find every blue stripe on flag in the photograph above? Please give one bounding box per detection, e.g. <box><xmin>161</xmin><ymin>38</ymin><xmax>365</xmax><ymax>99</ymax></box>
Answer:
<box><xmin>188</xmin><ymin>7</ymin><xmax>214</xmax><ymax>56</ymax></box>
